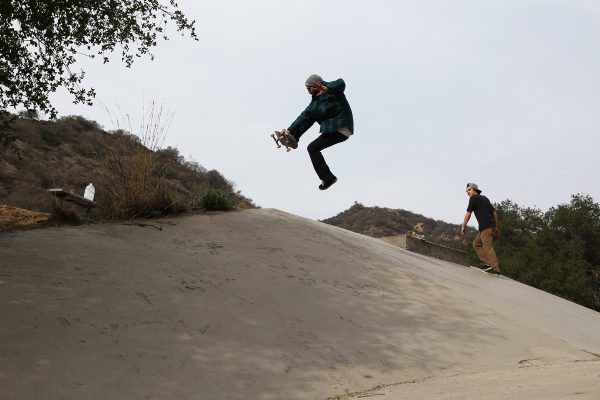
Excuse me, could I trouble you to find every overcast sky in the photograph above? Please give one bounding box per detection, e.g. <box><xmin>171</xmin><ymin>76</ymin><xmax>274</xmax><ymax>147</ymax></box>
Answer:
<box><xmin>49</xmin><ymin>0</ymin><xmax>600</xmax><ymax>224</ymax></box>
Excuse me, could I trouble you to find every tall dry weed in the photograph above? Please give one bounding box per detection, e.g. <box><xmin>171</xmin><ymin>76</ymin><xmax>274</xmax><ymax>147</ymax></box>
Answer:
<box><xmin>97</xmin><ymin>102</ymin><xmax>180</xmax><ymax>219</ymax></box>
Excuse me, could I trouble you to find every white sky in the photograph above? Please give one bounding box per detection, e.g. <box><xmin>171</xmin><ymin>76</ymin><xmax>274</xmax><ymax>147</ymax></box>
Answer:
<box><xmin>48</xmin><ymin>0</ymin><xmax>600</xmax><ymax>224</ymax></box>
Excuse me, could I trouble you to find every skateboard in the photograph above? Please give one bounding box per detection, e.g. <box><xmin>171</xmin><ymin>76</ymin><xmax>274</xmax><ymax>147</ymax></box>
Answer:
<box><xmin>471</xmin><ymin>266</ymin><xmax>501</xmax><ymax>276</ymax></box>
<box><xmin>270</xmin><ymin>129</ymin><xmax>298</xmax><ymax>152</ymax></box>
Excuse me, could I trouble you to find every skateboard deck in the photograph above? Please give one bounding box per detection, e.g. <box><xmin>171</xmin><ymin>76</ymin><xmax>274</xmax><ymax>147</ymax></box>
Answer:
<box><xmin>271</xmin><ymin>129</ymin><xmax>298</xmax><ymax>152</ymax></box>
<box><xmin>470</xmin><ymin>266</ymin><xmax>502</xmax><ymax>276</ymax></box>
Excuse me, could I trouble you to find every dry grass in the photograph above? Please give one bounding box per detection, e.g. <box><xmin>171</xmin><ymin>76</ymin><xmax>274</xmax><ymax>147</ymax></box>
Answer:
<box><xmin>97</xmin><ymin>102</ymin><xmax>180</xmax><ymax>220</ymax></box>
<box><xmin>99</xmin><ymin>146</ymin><xmax>174</xmax><ymax>219</ymax></box>
<box><xmin>0</xmin><ymin>205</ymin><xmax>51</xmax><ymax>230</ymax></box>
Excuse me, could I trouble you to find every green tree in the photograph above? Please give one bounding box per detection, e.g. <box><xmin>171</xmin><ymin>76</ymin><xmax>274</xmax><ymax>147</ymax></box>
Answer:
<box><xmin>493</xmin><ymin>200</ymin><xmax>540</xmax><ymax>279</ymax></box>
<box><xmin>0</xmin><ymin>112</ymin><xmax>16</xmax><ymax>148</ymax></box>
<box><xmin>494</xmin><ymin>194</ymin><xmax>600</xmax><ymax>310</ymax></box>
<box><xmin>544</xmin><ymin>194</ymin><xmax>600</xmax><ymax>308</ymax></box>
<box><xmin>0</xmin><ymin>0</ymin><xmax>197</xmax><ymax>144</ymax></box>
<box><xmin>546</xmin><ymin>194</ymin><xmax>600</xmax><ymax>267</ymax></box>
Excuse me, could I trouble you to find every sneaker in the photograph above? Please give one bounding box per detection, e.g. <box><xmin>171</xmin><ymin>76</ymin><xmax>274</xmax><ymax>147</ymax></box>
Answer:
<box><xmin>482</xmin><ymin>267</ymin><xmax>493</xmax><ymax>273</ymax></box>
<box><xmin>319</xmin><ymin>177</ymin><xmax>337</xmax><ymax>190</ymax></box>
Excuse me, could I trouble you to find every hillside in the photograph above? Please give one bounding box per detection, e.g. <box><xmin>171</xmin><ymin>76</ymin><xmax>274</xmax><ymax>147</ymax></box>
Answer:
<box><xmin>322</xmin><ymin>201</ymin><xmax>471</xmax><ymax>244</ymax></box>
<box><xmin>1</xmin><ymin>209</ymin><xmax>599</xmax><ymax>400</ymax></box>
<box><xmin>0</xmin><ymin>114</ymin><xmax>254</xmax><ymax>218</ymax></box>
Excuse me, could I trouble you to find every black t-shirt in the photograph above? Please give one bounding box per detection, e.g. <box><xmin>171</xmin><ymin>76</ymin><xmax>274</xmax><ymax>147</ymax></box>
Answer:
<box><xmin>467</xmin><ymin>194</ymin><xmax>496</xmax><ymax>231</ymax></box>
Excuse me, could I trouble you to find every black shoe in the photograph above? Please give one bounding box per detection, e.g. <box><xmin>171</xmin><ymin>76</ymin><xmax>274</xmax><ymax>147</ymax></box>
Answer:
<box><xmin>319</xmin><ymin>177</ymin><xmax>337</xmax><ymax>190</ymax></box>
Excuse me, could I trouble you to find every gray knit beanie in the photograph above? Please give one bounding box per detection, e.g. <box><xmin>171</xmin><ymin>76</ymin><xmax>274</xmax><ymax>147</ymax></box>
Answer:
<box><xmin>305</xmin><ymin>74</ymin><xmax>323</xmax><ymax>86</ymax></box>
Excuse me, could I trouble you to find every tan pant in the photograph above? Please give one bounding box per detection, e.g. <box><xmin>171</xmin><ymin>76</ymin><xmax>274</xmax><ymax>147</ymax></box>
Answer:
<box><xmin>473</xmin><ymin>228</ymin><xmax>499</xmax><ymax>271</ymax></box>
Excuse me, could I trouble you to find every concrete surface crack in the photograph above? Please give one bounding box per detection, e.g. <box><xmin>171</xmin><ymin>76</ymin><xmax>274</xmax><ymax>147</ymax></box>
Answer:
<box><xmin>122</xmin><ymin>222</ymin><xmax>163</xmax><ymax>231</ymax></box>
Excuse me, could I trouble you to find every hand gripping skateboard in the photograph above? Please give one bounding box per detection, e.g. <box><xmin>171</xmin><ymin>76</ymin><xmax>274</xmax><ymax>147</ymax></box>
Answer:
<box><xmin>271</xmin><ymin>129</ymin><xmax>298</xmax><ymax>152</ymax></box>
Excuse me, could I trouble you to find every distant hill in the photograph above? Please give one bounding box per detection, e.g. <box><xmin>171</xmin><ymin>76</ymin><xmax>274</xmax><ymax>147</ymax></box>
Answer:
<box><xmin>0</xmin><ymin>114</ymin><xmax>255</xmax><ymax>215</ymax></box>
<box><xmin>322</xmin><ymin>202</ymin><xmax>473</xmax><ymax>245</ymax></box>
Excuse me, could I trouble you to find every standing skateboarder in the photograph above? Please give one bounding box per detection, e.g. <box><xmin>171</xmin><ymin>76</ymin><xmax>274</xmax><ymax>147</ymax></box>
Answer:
<box><xmin>286</xmin><ymin>74</ymin><xmax>354</xmax><ymax>190</ymax></box>
<box><xmin>461</xmin><ymin>183</ymin><xmax>501</xmax><ymax>274</ymax></box>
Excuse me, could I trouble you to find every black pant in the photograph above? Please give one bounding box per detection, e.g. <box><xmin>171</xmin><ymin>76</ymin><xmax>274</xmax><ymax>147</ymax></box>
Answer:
<box><xmin>306</xmin><ymin>132</ymin><xmax>348</xmax><ymax>181</ymax></box>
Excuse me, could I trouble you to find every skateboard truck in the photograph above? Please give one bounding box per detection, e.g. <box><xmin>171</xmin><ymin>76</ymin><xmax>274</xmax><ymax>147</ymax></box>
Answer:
<box><xmin>271</xmin><ymin>132</ymin><xmax>284</xmax><ymax>149</ymax></box>
<box><xmin>271</xmin><ymin>130</ymin><xmax>294</xmax><ymax>152</ymax></box>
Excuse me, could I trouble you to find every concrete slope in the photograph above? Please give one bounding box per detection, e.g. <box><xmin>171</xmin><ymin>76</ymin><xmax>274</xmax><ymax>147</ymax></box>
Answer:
<box><xmin>1</xmin><ymin>209</ymin><xmax>599</xmax><ymax>400</ymax></box>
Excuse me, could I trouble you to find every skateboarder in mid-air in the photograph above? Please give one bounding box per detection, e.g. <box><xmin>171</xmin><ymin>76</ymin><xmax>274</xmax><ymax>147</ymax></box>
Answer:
<box><xmin>284</xmin><ymin>74</ymin><xmax>354</xmax><ymax>190</ymax></box>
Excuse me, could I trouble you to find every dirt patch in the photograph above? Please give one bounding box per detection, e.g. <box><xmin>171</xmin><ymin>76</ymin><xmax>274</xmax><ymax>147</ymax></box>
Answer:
<box><xmin>0</xmin><ymin>205</ymin><xmax>51</xmax><ymax>230</ymax></box>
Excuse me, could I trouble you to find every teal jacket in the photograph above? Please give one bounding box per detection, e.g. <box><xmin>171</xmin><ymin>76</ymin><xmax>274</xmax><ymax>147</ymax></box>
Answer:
<box><xmin>288</xmin><ymin>79</ymin><xmax>354</xmax><ymax>137</ymax></box>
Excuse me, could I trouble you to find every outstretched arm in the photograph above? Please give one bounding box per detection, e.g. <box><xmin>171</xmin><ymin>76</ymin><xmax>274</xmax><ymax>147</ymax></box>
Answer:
<box><xmin>288</xmin><ymin>104</ymin><xmax>315</xmax><ymax>137</ymax></box>
<box><xmin>461</xmin><ymin>211</ymin><xmax>472</xmax><ymax>235</ymax></box>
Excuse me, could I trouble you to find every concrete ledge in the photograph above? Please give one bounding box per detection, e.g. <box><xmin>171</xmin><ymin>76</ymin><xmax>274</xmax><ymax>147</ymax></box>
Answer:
<box><xmin>381</xmin><ymin>234</ymin><xmax>470</xmax><ymax>266</ymax></box>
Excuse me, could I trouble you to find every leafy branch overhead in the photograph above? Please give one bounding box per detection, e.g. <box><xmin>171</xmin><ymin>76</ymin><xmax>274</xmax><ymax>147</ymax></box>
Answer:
<box><xmin>0</xmin><ymin>0</ymin><xmax>197</xmax><ymax>118</ymax></box>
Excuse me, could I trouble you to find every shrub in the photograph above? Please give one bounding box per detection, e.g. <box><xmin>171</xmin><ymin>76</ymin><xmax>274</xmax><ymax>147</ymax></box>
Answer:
<box><xmin>206</xmin><ymin>169</ymin><xmax>233</xmax><ymax>192</ymax></box>
<box><xmin>95</xmin><ymin>102</ymin><xmax>185</xmax><ymax>219</ymax></box>
<box><xmin>58</xmin><ymin>115</ymin><xmax>102</xmax><ymax>133</ymax></box>
<box><xmin>156</xmin><ymin>146</ymin><xmax>184</xmax><ymax>164</ymax></box>
<box><xmin>98</xmin><ymin>148</ymin><xmax>175</xmax><ymax>219</ymax></box>
<box><xmin>39</xmin><ymin>127</ymin><xmax>61</xmax><ymax>146</ymax></box>
<box><xmin>18</xmin><ymin>109</ymin><xmax>40</xmax><ymax>120</ymax></box>
<box><xmin>198</xmin><ymin>189</ymin><xmax>234</xmax><ymax>211</ymax></box>
<box><xmin>163</xmin><ymin>165</ymin><xmax>179</xmax><ymax>180</ymax></box>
